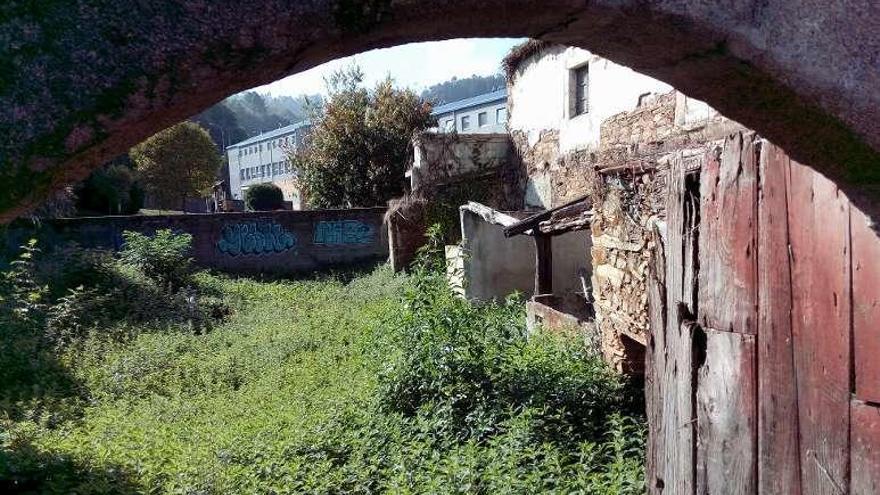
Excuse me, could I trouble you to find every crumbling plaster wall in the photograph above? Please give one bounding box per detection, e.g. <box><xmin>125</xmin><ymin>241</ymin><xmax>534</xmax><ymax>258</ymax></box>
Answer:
<box><xmin>507</xmin><ymin>44</ymin><xmax>743</xmax><ymax>371</ymax></box>
<box><xmin>389</xmin><ymin>132</ymin><xmax>522</xmax><ymax>271</ymax></box>
<box><xmin>508</xmin><ymin>46</ymin><xmax>673</xmax><ymax>155</ymax></box>
<box><xmin>508</xmin><ymin>45</ymin><xmax>675</xmax><ymax>210</ymax></box>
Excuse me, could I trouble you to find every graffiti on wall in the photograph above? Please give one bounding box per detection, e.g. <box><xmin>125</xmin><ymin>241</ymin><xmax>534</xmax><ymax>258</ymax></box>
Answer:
<box><xmin>217</xmin><ymin>221</ymin><xmax>297</xmax><ymax>256</ymax></box>
<box><xmin>313</xmin><ymin>220</ymin><xmax>375</xmax><ymax>245</ymax></box>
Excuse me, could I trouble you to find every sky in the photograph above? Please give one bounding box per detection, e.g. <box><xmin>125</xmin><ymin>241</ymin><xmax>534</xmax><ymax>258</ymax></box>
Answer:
<box><xmin>256</xmin><ymin>38</ymin><xmax>525</xmax><ymax>97</ymax></box>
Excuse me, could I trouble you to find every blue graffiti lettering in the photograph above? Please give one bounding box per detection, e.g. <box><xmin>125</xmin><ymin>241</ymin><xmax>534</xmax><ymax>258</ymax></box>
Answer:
<box><xmin>217</xmin><ymin>221</ymin><xmax>297</xmax><ymax>256</ymax></box>
<box><xmin>313</xmin><ymin>220</ymin><xmax>375</xmax><ymax>245</ymax></box>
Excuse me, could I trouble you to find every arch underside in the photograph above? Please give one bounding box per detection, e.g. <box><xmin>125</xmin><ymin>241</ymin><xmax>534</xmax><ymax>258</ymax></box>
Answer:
<box><xmin>0</xmin><ymin>0</ymin><xmax>878</xmax><ymax>222</ymax></box>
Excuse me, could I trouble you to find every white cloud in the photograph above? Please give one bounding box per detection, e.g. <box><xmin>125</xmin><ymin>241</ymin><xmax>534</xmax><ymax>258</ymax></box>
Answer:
<box><xmin>256</xmin><ymin>38</ymin><xmax>523</xmax><ymax>97</ymax></box>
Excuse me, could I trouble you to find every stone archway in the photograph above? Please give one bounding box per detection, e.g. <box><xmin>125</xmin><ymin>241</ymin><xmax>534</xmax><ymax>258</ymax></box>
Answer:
<box><xmin>1</xmin><ymin>0</ymin><xmax>878</xmax><ymax>222</ymax></box>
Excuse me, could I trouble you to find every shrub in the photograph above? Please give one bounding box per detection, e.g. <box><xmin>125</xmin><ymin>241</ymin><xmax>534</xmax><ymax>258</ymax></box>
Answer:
<box><xmin>0</xmin><ymin>239</ymin><xmax>48</xmax><ymax>329</ymax></box>
<box><xmin>245</xmin><ymin>183</ymin><xmax>285</xmax><ymax>211</ymax></box>
<box><xmin>119</xmin><ymin>229</ymin><xmax>193</xmax><ymax>288</ymax></box>
<box><xmin>378</xmin><ymin>275</ymin><xmax>631</xmax><ymax>445</ymax></box>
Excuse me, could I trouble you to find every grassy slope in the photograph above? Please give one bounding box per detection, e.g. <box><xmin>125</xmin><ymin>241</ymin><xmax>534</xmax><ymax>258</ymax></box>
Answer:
<box><xmin>2</xmin><ymin>267</ymin><xmax>643</xmax><ymax>494</ymax></box>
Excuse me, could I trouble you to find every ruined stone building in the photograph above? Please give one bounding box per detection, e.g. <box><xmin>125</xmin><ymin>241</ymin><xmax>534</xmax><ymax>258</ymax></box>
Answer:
<box><xmin>502</xmin><ymin>41</ymin><xmax>743</xmax><ymax>373</ymax></box>
<box><xmin>390</xmin><ymin>41</ymin><xmax>743</xmax><ymax>374</ymax></box>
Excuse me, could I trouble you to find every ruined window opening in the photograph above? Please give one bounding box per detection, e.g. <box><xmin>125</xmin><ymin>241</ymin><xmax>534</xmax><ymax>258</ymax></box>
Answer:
<box><xmin>496</xmin><ymin>107</ymin><xmax>507</xmax><ymax>124</ymax></box>
<box><xmin>571</xmin><ymin>64</ymin><xmax>589</xmax><ymax>117</ymax></box>
<box><xmin>478</xmin><ymin>112</ymin><xmax>488</xmax><ymax>127</ymax></box>
<box><xmin>461</xmin><ymin>115</ymin><xmax>471</xmax><ymax>130</ymax></box>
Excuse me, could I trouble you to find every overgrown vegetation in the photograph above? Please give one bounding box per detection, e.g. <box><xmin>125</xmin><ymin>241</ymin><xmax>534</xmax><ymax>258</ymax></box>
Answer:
<box><xmin>0</xmin><ymin>229</ymin><xmax>644</xmax><ymax>493</ymax></box>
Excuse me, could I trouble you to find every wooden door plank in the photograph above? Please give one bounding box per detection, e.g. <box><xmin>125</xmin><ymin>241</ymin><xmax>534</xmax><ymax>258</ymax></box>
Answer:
<box><xmin>646</xmin><ymin>223</ymin><xmax>667</xmax><ymax>495</ymax></box>
<box><xmin>658</xmin><ymin>153</ymin><xmax>699</xmax><ymax>494</ymax></box>
<box><xmin>756</xmin><ymin>142</ymin><xmax>801</xmax><ymax>494</ymax></box>
<box><xmin>696</xmin><ymin>328</ymin><xmax>757</xmax><ymax>495</ymax></box>
<box><xmin>851</xmin><ymin>400</ymin><xmax>880</xmax><ymax>494</ymax></box>
<box><xmin>662</xmin><ymin>318</ymin><xmax>697</xmax><ymax>495</ymax></box>
<box><xmin>851</xmin><ymin>206</ymin><xmax>880</xmax><ymax>403</ymax></box>
<box><xmin>699</xmin><ymin>132</ymin><xmax>758</xmax><ymax>334</ymax></box>
<box><xmin>787</xmin><ymin>158</ymin><xmax>851</xmax><ymax>494</ymax></box>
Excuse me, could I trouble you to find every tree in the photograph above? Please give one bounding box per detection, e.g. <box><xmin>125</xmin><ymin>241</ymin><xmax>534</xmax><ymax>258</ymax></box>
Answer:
<box><xmin>292</xmin><ymin>65</ymin><xmax>435</xmax><ymax>208</ymax></box>
<box><xmin>245</xmin><ymin>183</ymin><xmax>285</xmax><ymax>211</ymax></box>
<box><xmin>130</xmin><ymin>122</ymin><xmax>221</xmax><ymax>210</ymax></box>
<box><xmin>74</xmin><ymin>154</ymin><xmax>144</xmax><ymax>216</ymax></box>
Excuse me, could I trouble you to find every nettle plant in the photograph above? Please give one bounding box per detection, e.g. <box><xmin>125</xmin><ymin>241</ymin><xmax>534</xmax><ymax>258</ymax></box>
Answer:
<box><xmin>120</xmin><ymin>229</ymin><xmax>194</xmax><ymax>289</ymax></box>
<box><xmin>0</xmin><ymin>239</ymin><xmax>48</xmax><ymax>327</ymax></box>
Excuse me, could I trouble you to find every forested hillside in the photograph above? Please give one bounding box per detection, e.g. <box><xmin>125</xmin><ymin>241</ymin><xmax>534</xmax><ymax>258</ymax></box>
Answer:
<box><xmin>190</xmin><ymin>92</ymin><xmax>321</xmax><ymax>149</ymax></box>
<box><xmin>420</xmin><ymin>73</ymin><xmax>505</xmax><ymax>105</ymax></box>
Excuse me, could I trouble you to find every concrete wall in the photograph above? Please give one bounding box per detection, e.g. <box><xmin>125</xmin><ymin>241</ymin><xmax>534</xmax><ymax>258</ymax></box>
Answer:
<box><xmin>458</xmin><ymin>207</ymin><xmax>534</xmax><ymax>301</ymax></box>
<box><xmin>7</xmin><ymin>209</ymin><xmax>388</xmax><ymax>276</ymax></box>
<box><xmin>456</xmin><ymin>205</ymin><xmax>592</xmax><ymax>301</ymax></box>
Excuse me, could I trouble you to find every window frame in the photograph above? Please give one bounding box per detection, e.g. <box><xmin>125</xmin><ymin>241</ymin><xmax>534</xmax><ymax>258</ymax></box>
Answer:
<box><xmin>571</xmin><ymin>63</ymin><xmax>589</xmax><ymax>118</ymax></box>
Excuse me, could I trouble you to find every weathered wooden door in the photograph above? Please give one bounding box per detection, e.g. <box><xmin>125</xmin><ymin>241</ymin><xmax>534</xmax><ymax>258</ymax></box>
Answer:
<box><xmin>647</xmin><ymin>131</ymin><xmax>880</xmax><ymax>494</ymax></box>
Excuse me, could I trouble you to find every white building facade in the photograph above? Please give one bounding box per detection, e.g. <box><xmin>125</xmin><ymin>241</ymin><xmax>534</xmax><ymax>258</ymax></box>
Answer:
<box><xmin>432</xmin><ymin>89</ymin><xmax>508</xmax><ymax>134</ymax></box>
<box><xmin>226</xmin><ymin>121</ymin><xmax>311</xmax><ymax>208</ymax></box>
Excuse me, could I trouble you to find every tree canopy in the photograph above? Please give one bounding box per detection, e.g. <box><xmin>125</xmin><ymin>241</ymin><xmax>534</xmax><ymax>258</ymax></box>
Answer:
<box><xmin>292</xmin><ymin>66</ymin><xmax>435</xmax><ymax>209</ymax></box>
<box><xmin>130</xmin><ymin>122</ymin><xmax>221</xmax><ymax>210</ymax></box>
<box><xmin>74</xmin><ymin>158</ymin><xmax>144</xmax><ymax>216</ymax></box>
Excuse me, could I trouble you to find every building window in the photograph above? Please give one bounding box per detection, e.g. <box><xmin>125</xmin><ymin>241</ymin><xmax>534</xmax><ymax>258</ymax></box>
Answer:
<box><xmin>572</xmin><ymin>64</ymin><xmax>589</xmax><ymax>117</ymax></box>
<box><xmin>478</xmin><ymin>112</ymin><xmax>488</xmax><ymax>127</ymax></box>
<box><xmin>443</xmin><ymin>119</ymin><xmax>454</xmax><ymax>131</ymax></box>
<box><xmin>496</xmin><ymin>107</ymin><xmax>507</xmax><ymax>124</ymax></box>
<box><xmin>460</xmin><ymin>115</ymin><xmax>471</xmax><ymax>130</ymax></box>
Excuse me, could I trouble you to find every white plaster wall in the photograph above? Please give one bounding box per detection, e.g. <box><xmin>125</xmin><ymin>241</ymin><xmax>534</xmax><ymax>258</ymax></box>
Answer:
<box><xmin>508</xmin><ymin>46</ymin><xmax>672</xmax><ymax>153</ymax></box>
<box><xmin>675</xmin><ymin>92</ymin><xmax>723</xmax><ymax>129</ymax></box>
<box><xmin>227</xmin><ymin>148</ymin><xmax>242</xmax><ymax>200</ymax></box>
